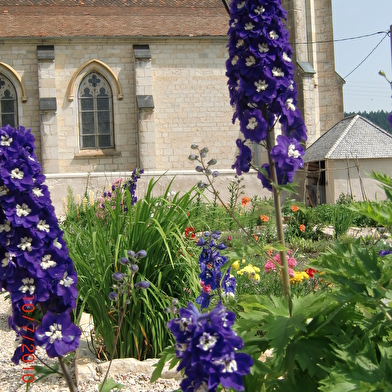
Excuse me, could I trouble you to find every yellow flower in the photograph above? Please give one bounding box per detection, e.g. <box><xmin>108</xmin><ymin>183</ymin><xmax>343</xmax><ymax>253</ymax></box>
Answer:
<box><xmin>232</xmin><ymin>260</ymin><xmax>240</xmax><ymax>271</ymax></box>
<box><xmin>290</xmin><ymin>271</ymin><xmax>309</xmax><ymax>284</ymax></box>
<box><xmin>243</xmin><ymin>265</ymin><xmax>255</xmax><ymax>274</ymax></box>
<box><xmin>89</xmin><ymin>190</ymin><xmax>95</xmax><ymax>206</ymax></box>
<box><xmin>251</xmin><ymin>273</ymin><xmax>260</xmax><ymax>282</ymax></box>
<box><xmin>242</xmin><ymin>259</ymin><xmax>246</xmax><ymax>263</ymax></box>
<box><xmin>83</xmin><ymin>196</ymin><xmax>88</xmax><ymax>212</ymax></box>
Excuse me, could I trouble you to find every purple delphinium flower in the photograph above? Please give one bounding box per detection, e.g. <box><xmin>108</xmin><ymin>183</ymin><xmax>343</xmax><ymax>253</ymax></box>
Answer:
<box><xmin>232</xmin><ymin>139</ymin><xmax>252</xmax><ymax>175</ymax></box>
<box><xmin>168</xmin><ymin>302</ymin><xmax>253</xmax><ymax>392</ymax></box>
<box><xmin>270</xmin><ymin>135</ymin><xmax>305</xmax><ymax>172</ymax></box>
<box><xmin>227</xmin><ymin>0</ymin><xmax>308</xmax><ymax>190</ymax></box>
<box><xmin>0</xmin><ymin>125</ymin><xmax>80</xmax><ymax>362</ymax></box>
<box><xmin>35</xmin><ymin>311</ymin><xmax>81</xmax><ymax>358</ymax></box>
<box><xmin>196</xmin><ymin>232</ymin><xmax>236</xmax><ymax>308</ymax></box>
<box><xmin>127</xmin><ymin>168</ymin><xmax>144</xmax><ymax>205</ymax></box>
<box><xmin>257</xmin><ymin>162</ymin><xmax>295</xmax><ymax>191</ymax></box>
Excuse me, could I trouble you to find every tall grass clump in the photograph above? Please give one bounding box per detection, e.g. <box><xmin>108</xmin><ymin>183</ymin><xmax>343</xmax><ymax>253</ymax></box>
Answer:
<box><xmin>63</xmin><ymin>177</ymin><xmax>200</xmax><ymax>360</ymax></box>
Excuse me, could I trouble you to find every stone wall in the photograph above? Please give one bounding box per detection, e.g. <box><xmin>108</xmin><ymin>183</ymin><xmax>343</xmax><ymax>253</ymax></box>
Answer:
<box><xmin>282</xmin><ymin>0</ymin><xmax>344</xmax><ymax>145</ymax></box>
<box><xmin>0</xmin><ymin>37</ymin><xmax>239</xmax><ymax>176</ymax></box>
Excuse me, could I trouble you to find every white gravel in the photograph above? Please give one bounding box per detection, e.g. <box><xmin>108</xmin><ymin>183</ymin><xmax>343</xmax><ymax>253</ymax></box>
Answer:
<box><xmin>0</xmin><ymin>295</ymin><xmax>180</xmax><ymax>392</ymax></box>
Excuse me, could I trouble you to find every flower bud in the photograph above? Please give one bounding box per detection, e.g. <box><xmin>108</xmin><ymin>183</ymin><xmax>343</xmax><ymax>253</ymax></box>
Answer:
<box><xmin>120</xmin><ymin>257</ymin><xmax>130</xmax><ymax>265</ymax></box>
<box><xmin>109</xmin><ymin>292</ymin><xmax>118</xmax><ymax>301</ymax></box>
<box><xmin>135</xmin><ymin>250</ymin><xmax>147</xmax><ymax>259</ymax></box>
<box><xmin>134</xmin><ymin>281</ymin><xmax>150</xmax><ymax>289</ymax></box>
<box><xmin>212</xmin><ymin>171</ymin><xmax>219</xmax><ymax>178</ymax></box>
<box><xmin>188</xmin><ymin>154</ymin><xmax>198</xmax><ymax>161</ymax></box>
<box><xmin>190</xmin><ymin>144</ymin><xmax>198</xmax><ymax>149</ymax></box>
<box><xmin>201</xmin><ymin>147</ymin><xmax>209</xmax><ymax>154</ymax></box>
<box><xmin>197</xmin><ymin>182</ymin><xmax>207</xmax><ymax>189</ymax></box>
<box><xmin>195</xmin><ymin>166</ymin><xmax>204</xmax><ymax>173</ymax></box>
<box><xmin>207</xmin><ymin>159</ymin><xmax>217</xmax><ymax>166</ymax></box>
<box><xmin>200</xmin><ymin>152</ymin><xmax>207</xmax><ymax>158</ymax></box>
<box><xmin>130</xmin><ymin>264</ymin><xmax>139</xmax><ymax>273</ymax></box>
<box><xmin>127</xmin><ymin>250</ymin><xmax>136</xmax><ymax>258</ymax></box>
<box><xmin>205</xmin><ymin>168</ymin><xmax>212</xmax><ymax>175</ymax></box>
<box><xmin>112</xmin><ymin>272</ymin><xmax>126</xmax><ymax>281</ymax></box>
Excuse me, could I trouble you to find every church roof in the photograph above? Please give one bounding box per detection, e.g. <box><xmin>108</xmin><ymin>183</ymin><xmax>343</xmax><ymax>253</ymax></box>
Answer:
<box><xmin>0</xmin><ymin>0</ymin><xmax>229</xmax><ymax>39</ymax></box>
<box><xmin>304</xmin><ymin>115</ymin><xmax>392</xmax><ymax>162</ymax></box>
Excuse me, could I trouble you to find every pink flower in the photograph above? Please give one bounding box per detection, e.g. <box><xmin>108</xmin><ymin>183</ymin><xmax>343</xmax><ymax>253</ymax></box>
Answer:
<box><xmin>287</xmin><ymin>257</ymin><xmax>297</xmax><ymax>268</ymax></box>
<box><xmin>264</xmin><ymin>260</ymin><xmax>277</xmax><ymax>273</ymax></box>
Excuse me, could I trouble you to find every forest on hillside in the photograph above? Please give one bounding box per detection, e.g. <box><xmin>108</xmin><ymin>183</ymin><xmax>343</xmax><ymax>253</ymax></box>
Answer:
<box><xmin>344</xmin><ymin>110</ymin><xmax>392</xmax><ymax>133</ymax></box>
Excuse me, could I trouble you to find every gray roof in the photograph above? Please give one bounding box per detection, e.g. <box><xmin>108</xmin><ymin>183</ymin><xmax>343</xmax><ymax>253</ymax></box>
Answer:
<box><xmin>304</xmin><ymin>114</ymin><xmax>392</xmax><ymax>162</ymax></box>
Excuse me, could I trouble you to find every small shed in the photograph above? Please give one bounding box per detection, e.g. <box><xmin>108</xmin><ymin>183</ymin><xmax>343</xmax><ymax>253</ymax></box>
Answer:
<box><xmin>303</xmin><ymin>114</ymin><xmax>392</xmax><ymax>205</ymax></box>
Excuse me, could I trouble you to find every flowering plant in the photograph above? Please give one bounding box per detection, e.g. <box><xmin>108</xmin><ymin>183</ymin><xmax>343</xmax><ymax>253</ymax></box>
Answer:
<box><xmin>196</xmin><ymin>231</ymin><xmax>236</xmax><ymax>308</ymax></box>
<box><xmin>0</xmin><ymin>125</ymin><xmax>80</xmax><ymax>389</ymax></box>
<box><xmin>168</xmin><ymin>302</ymin><xmax>253</xmax><ymax>392</ymax></box>
<box><xmin>227</xmin><ymin>0</ymin><xmax>307</xmax><ymax>190</ymax></box>
<box><xmin>98</xmin><ymin>168</ymin><xmax>144</xmax><ymax>212</ymax></box>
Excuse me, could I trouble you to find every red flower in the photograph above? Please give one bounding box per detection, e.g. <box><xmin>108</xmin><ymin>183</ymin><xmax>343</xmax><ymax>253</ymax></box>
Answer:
<box><xmin>185</xmin><ymin>226</ymin><xmax>196</xmax><ymax>239</ymax></box>
<box><xmin>299</xmin><ymin>224</ymin><xmax>305</xmax><ymax>232</ymax></box>
<box><xmin>305</xmin><ymin>268</ymin><xmax>317</xmax><ymax>278</ymax></box>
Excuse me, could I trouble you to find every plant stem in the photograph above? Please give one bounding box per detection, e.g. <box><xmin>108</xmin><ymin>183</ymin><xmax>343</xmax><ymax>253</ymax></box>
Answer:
<box><xmin>265</xmin><ymin>120</ymin><xmax>292</xmax><ymax>316</ymax></box>
<box><xmin>99</xmin><ymin>286</ymin><xmax>130</xmax><ymax>392</ymax></box>
<box><xmin>201</xmin><ymin>156</ymin><xmax>282</xmax><ymax>271</ymax></box>
<box><xmin>58</xmin><ymin>356</ymin><xmax>76</xmax><ymax>392</ymax></box>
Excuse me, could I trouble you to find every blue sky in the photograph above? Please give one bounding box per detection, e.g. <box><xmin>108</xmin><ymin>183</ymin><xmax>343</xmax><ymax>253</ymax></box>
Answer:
<box><xmin>332</xmin><ymin>0</ymin><xmax>392</xmax><ymax>113</ymax></box>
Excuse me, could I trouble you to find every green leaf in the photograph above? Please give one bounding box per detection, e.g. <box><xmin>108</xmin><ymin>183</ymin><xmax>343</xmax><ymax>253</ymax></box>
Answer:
<box><xmin>150</xmin><ymin>346</ymin><xmax>178</xmax><ymax>383</ymax></box>
<box><xmin>272</xmin><ymin>181</ymin><xmax>299</xmax><ymax>195</ymax></box>
<box><xmin>98</xmin><ymin>377</ymin><xmax>124</xmax><ymax>392</ymax></box>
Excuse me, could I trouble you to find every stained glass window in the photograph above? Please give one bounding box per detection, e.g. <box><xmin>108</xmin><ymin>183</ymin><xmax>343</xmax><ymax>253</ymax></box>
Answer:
<box><xmin>0</xmin><ymin>75</ymin><xmax>18</xmax><ymax>127</ymax></box>
<box><xmin>78</xmin><ymin>72</ymin><xmax>114</xmax><ymax>149</ymax></box>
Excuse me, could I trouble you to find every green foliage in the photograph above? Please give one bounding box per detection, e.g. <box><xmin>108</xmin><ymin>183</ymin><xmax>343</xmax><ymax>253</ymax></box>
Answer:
<box><xmin>63</xmin><ymin>177</ymin><xmax>200</xmax><ymax>360</ymax></box>
<box><xmin>231</xmin><ymin>172</ymin><xmax>392</xmax><ymax>391</ymax></box>
<box><xmin>281</xmin><ymin>200</ymin><xmax>323</xmax><ymax>242</ymax></box>
<box><xmin>332</xmin><ymin>203</ymin><xmax>354</xmax><ymax>239</ymax></box>
<box><xmin>312</xmin><ymin>193</ymin><xmax>377</xmax><ymax>231</ymax></box>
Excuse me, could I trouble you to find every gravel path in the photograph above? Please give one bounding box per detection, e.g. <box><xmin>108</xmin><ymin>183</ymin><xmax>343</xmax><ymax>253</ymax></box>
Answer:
<box><xmin>0</xmin><ymin>295</ymin><xmax>180</xmax><ymax>392</ymax></box>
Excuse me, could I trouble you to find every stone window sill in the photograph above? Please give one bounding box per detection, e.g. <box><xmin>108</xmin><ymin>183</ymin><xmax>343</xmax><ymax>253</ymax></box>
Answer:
<box><xmin>74</xmin><ymin>149</ymin><xmax>121</xmax><ymax>159</ymax></box>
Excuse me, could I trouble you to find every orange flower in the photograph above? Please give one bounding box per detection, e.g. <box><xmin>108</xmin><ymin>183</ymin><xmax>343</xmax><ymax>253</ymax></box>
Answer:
<box><xmin>299</xmin><ymin>224</ymin><xmax>306</xmax><ymax>232</ymax></box>
<box><xmin>254</xmin><ymin>235</ymin><xmax>259</xmax><ymax>241</ymax></box>
<box><xmin>268</xmin><ymin>248</ymin><xmax>273</xmax><ymax>256</ymax></box>
<box><xmin>260</xmin><ymin>214</ymin><xmax>269</xmax><ymax>222</ymax></box>
<box><xmin>241</xmin><ymin>196</ymin><xmax>251</xmax><ymax>207</ymax></box>
<box><xmin>291</xmin><ymin>205</ymin><xmax>299</xmax><ymax>212</ymax></box>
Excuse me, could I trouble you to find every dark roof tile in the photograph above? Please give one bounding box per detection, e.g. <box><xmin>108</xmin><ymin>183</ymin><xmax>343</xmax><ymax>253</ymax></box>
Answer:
<box><xmin>0</xmin><ymin>1</ymin><xmax>229</xmax><ymax>38</ymax></box>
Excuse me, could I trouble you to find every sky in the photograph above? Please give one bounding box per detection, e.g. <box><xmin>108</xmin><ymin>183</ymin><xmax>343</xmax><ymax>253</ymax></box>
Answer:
<box><xmin>331</xmin><ymin>0</ymin><xmax>392</xmax><ymax>113</ymax></box>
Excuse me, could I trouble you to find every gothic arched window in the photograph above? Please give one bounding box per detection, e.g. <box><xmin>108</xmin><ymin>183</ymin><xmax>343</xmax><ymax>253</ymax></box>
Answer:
<box><xmin>0</xmin><ymin>74</ymin><xmax>18</xmax><ymax>127</ymax></box>
<box><xmin>78</xmin><ymin>72</ymin><xmax>114</xmax><ymax>149</ymax></box>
